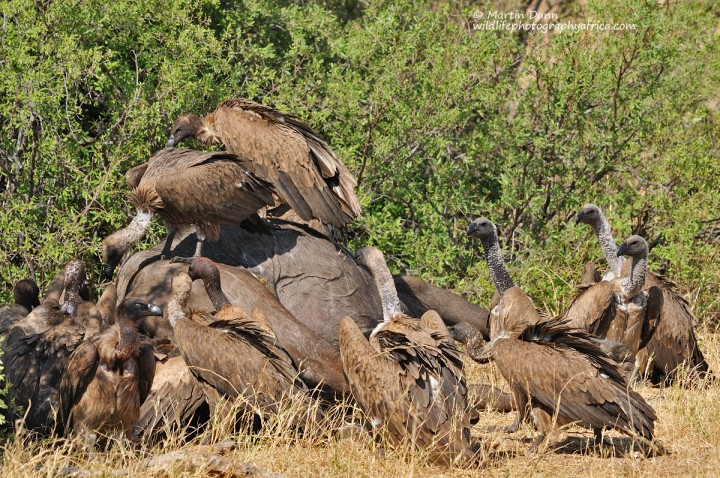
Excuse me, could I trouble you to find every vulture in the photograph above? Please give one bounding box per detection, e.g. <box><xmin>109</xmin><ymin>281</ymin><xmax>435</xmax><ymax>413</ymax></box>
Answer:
<box><xmin>466</xmin><ymin>218</ymin><xmax>657</xmax><ymax>451</ymax></box>
<box><xmin>133</xmin><ymin>349</ymin><xmax>209</xmax><ymax>443</ymax></box>
<box><xmin>58</xmin><ymin>297</ymin><xmax>160</xmax><ymax>439</ymax></box>
<box><xmin>0</xmin><ymin>279</ymin><xmax>40</xmax><ymax>336</ymax></box>
<box><xmin>576</xmin><ymin>203</ymin><xmax>711</xmax><ymax>384</ymax></box>
<box><xmin>563</xmin><ymin>235</ymin><xmax>662</xmax><ymax>368</ymax></box>
<box><xmin>167</xmin><ymin>98</ymin><xmax>361</xmax><ymax>229</ymax></box>
<box><xmin>101</xmin><ymin>148</ymin><xmax>276</xmax><ymax>279</ymax></box>
<box><xmin>4</xmin><ymin>259</ymin><xmax>103</xmax><ymax>434</ymax></box>
<box><xmin>339</xmin><ymin>247</ymin><xmax>473</xmax><ymax>466</ymax></box>
<box><xmin>167</xmin><ymin>258</ymin><xmax>319</xmax><ymax>428</ymax></box>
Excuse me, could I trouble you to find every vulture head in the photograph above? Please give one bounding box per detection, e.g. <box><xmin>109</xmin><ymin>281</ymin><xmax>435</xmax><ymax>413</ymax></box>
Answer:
<box><xmin>60</xmin><ymin>258</ymin><xmax>87</xmax><ymax>317</ymax></box>
<box><xmin>575</xmin><ymin>203</ymin><xmax>602</xmax><ymax>225</ymax></box>
<box><xmin>117</xmin><ymin>298</ymin><xmax>163</xmax><ymax>360</ymax></box>
<box><xmin>167</xmin><ymin>115</ymin><xmax>203</xmax><ymax>148</ymax></box>
<box><xmin>616</xmin><ymin>235</ymin><xmax>648</xmax><ymax>259</ymax></box>
<box><xmin>14</xmin><ymin>279</ymin><xmax>40</xmax><ymax>310</ymax></box>
<box><xmin>466</xmin><ymin>217</ymin><xmax>496</xmax><ymax>242</ymax></box>
<box><xmin>102</xmin><ymin>233</ymin><xmax>128</xmax><ymax>281</ymax></box>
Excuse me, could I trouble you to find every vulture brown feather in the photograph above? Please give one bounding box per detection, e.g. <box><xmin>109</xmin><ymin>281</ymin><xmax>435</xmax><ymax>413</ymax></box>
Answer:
<box><xmin>167</xmin><ymin>98</ymin><xmax>361</xmax><ymax>228</ymax></box>
<box><xmin>467</xmin><ymin>218</ymin><xmax>657</xmax><ymax>452</ymax></box>
<box><xmin>167</xmin><ymin>259</ymin><xmax>320</xmax><ymax>429</ymax></box>
<box><xmin>101</xmin><ymin>148</ymin><xmax>276</xmax><ymax>279</ymax></box>
<box><xmin>577</xmin><ymin>203</ymin><xmax>710</xmax><ymax>384</ymax></box>
<box><xmin>4</xmin><ymin>259</ymin><xmax>104</xmax><ymax>435</ymax></box>
<box><xmin>58</xmin><ymin>297</ymin><xmax>161</xmax><ymax>439</ymax></box>
<box><xmin>339</xmin><ymin>247</ymin><xmax>473</xmax><ymax>466</ymax></box>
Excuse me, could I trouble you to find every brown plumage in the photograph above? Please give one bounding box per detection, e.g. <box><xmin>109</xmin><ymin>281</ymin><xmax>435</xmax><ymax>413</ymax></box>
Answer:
<box><xmin>167</xmin><ymin>98</ymin><xmax>361</xmax><ymax>228</ymax></box>
<box><xmin>4</xmin><ymin>259</ymin><xmax>101</xmax><ymax>434</ymax></box>
<box><xmin>0</xmin><ymin>279</ymin><xmax>40</xmax><ymax>336</ymax></box>
<box><xmin>101</xmin><ymin>147</ymin><xmax>276</xmax><ymax>279</ymax></box>
<box><xmin>340</xmin><ymin>247</ymin><xmax>472</xmax><ymax>466</ymax></box>
<box><xmin>58</xmin><ymin>298</ymin><xmax>161</xmax><ymax>437</ymax></box>
<box><xmin>564</xmin><ymin>236</ymin><xmax>662</xmax><ymax>365</ymax></box>
<box><xmin>467</xmin><ymin>218</ymin><xmax>657</xmax><ymax>451</ymax></box>
<box><xmin>168</xmin><ymin>258</ymin><xmax>317</xmax><ymax>427</ymax></box>
<box><xmin>576</xmin><ymin>203</ymin><xmax>710</xmax><ymax>384</ymax></box>
<box><xmin>133</xmin><ymin>350</ymin><xmax>209</xmax><ymax>443</ymax></box>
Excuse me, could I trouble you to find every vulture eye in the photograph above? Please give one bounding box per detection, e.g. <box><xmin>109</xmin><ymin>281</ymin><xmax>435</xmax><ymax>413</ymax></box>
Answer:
<box><xmin>174</xmin><ymin>126</ymin><xmax>183</xmax><ymax>135</ymax></box>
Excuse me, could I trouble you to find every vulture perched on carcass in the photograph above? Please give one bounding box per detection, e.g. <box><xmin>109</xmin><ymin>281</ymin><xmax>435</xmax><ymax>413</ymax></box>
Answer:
<box><xmin>167</xmin><ymin>98</ymin><xmax>361</xmax><ymax>229</ymax></box>
<box><xmin>101</xmin><ymin>148</ymin><xmax>276</xmax><ymax>279</ymax></box>
<box><xmin>576</xmin><ymin>203</ymin><xmax>711</xmax><ymax>385</ymax></box>
<box><xmin>466</xmin><ymin>217</ymin><xmax>657</xmax><ymax>452</ymax></box>
<box><xmin>339</xmin><ymin>246</ymin><xmax>474</xmax><ymax>466</ymax></box>
<box><xmin>0</xmin><ymin>279</ymin><xmax>40</xmax><ymax>337</ymax></box>
<box><xmin>166</xmin><ymin>259</ymin><xmax>321</xmax><ymax>430</ymax></box>
<box><xmin>58</xmin><ymin>297</ymin><xmax>161</xmax><ymax>442</ymax></box>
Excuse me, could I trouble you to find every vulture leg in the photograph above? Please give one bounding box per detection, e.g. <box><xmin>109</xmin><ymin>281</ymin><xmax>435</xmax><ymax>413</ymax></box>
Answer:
<box><xmin>528</xmin><ymin>408</ymin><xmax>552</xmax><ymax>453</ymax></box>
<box><xmin>160</xmin><ymin>227</ymin><xmax>177</xmax><ymax>259</ymax></box>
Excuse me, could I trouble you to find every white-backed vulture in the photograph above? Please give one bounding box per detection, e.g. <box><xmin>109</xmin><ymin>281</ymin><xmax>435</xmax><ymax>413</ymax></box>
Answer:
<box><xmin>58</xmin><ymin>298</ymin><xmax>161</xmax><ymax>438</ymax></box>
<box><xmin>0</xmin><ymin>279</ymin><xmax>40</xmax><ymax>336</ymax></box>
<box><xmin>101</xmin><ymin>148</ymin><xmax>276</xmax><ymax>279</ymax></box>
<box><xmin>563</xmin><ymin>235</ymin><xmax>662</xmax><ymax>364</ymax></box>
<box><xmin>466</xmin><ymin>217</ymin><xmax>656</xmax><ymax>451</ymax></box>
<box><xmin>167</xmin><ymin>98</ymin><xmax>361</xmax><ymax>229</ymax></box>
<box><xmin>167</xmin><ymin>258</ymin><xmax>319</xmax><ymax>428</ymax></box>
<box><xmin>339</xmin><ymin>247</ymin><xmax>473</xmax><ymax>466</ymax></box>
<box><xmin>576</xmin><ymin>203</ymin><xmax>710</xmax><ymax>384</ymax></box>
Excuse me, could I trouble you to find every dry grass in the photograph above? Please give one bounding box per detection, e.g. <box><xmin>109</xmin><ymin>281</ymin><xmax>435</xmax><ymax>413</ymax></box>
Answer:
<box><xmin>2</xmin><ymin>333</ymin><xmax>719</xmax><ymax>478</ymax></box>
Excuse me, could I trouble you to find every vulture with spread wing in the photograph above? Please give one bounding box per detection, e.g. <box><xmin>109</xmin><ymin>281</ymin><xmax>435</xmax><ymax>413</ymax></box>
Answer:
<box><xmin>167</xmin><ymin>98</ymin><xmax>361</xmax><ymax>228</ymax></box>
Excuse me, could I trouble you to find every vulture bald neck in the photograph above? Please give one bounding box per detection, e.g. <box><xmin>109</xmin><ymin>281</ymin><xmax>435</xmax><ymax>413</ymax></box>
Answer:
<box><xmin>467</xmin><ymin>217</ymin><xmax>515</xmax><ymax>295</ymax></box>
<box><xmin>576</xmin><ymin>203</ymin><xmax>624</xmax><ymax>277</ymax></box>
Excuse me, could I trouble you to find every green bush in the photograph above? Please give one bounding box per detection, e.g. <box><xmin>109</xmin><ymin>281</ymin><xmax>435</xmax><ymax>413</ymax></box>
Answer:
<box><xmin>1</xmin><ymin>0</ymin><xmax>718</xmax><ymax>322</ymax></box>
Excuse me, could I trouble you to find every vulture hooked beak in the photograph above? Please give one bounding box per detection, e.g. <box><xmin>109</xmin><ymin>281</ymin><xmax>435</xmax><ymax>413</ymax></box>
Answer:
<box><xmin>166</xmin><ymin>135</ymin><xmax>176</xmax><ymax>148</ymax></box>
<box><xmin>466</xmin><ymin>221</ymin><xmax>480</xmax><ymax>237</ymax></box>
<box><xmin>616</xmin><ymin>242</ymin><xmax>629</xmax><ymax>257</ymax></box>
<box><xmin>575</xmin><ymin>211</ymin><xmax>585</xmax><ymax>224</ymax></box>
<box><xmin>146</xmin><ymin>303</ymin><xmax>164</xmax><ymax>316</ymax></box>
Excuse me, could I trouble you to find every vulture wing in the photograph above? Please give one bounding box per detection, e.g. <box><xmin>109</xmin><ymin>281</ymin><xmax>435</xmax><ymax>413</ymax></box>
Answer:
<box><xmin>211</xmin><ymin>99</ymin><xmax>360</xmax><ymax>227</ymax></box>
<box><xmin>138</xmin><ymin>342</ymin><xmax>157</xmax><ymax>403</ymax></box>
<box><xmin>175</xmin><ymin>308</ymin><xmax>305</xmax><ymax>413</ymax></box>
<box><xmin>139</xmin><ymin>149</ymin><xmax>275</xmax><ymax>239</ymax></box>
<box><xmin>58</xmin><ymin>341</ymin><xmax>100</xmax><ymax>433</ymax></box>
<box><xmin>134</xmin><ymin>355</ymin><xmax>208</xmax><ymax>442</ymax></box>
<box><xmin>643</xmin><ymin>272</ymin><xmax>710</xmax><ymax>381</ymax></box>
<box><xmin>5</xmin><ymin>324</ymin><xmax>87</xmax><ymax>434</ymax></box>
<box><xmin>493</xmin><ymin>319</ymin><xmax>656</xmax><ymax>439</ymax></box>
<box><xmin>125</xmin><ymin>163</ymin><xmax>148</xmax><ymax>190</ymax></box>
<box><xmin>563</xmin><ymin>281</ymin><xmax>618</xmax><ymax>337</ymax></box>
<box><xmin>338</xmin><ymin>317</ymin><xmax>406</xmax><ymax>431</ymax></box>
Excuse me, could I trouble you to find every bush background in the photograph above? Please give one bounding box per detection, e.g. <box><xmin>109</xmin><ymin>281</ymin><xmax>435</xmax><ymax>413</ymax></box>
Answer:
<box><xmin>1</xmin><ymin>0</ymin><xmax>718</xmax><ymax>325</ymax></box>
